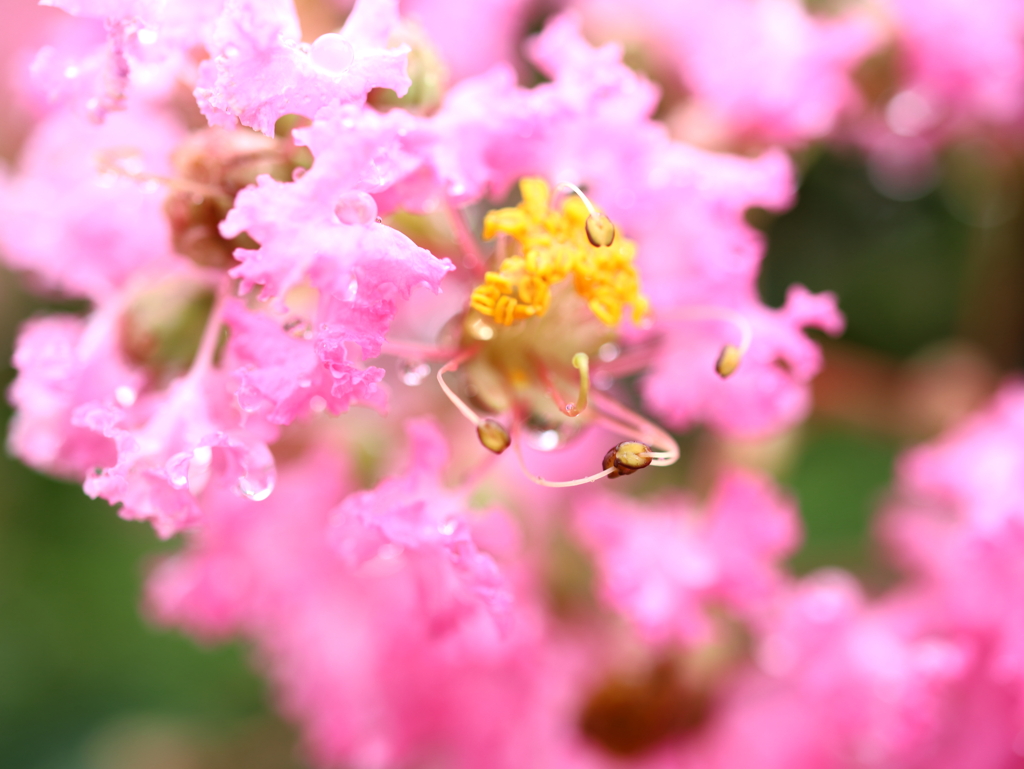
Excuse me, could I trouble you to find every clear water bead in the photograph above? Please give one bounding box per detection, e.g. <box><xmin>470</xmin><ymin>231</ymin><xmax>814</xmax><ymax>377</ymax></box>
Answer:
<box><xmin>334</xmin><ymin>191</ymin><xmax>378</xmax><ymax>226</ymax></box>
<box><xmin>310</xmin><ymin>33</ymin><xmax>355</xmax><ymax>73</ymax></box>
<box><xmin>398</xmin><ymin>360</ymin><xmax>430</xmax><ymax>386</ymax></box>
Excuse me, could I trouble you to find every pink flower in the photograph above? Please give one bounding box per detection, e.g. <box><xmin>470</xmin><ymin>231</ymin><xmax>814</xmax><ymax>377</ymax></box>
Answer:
<box><xmin>220</xmin><ymin>104</ymin><xmax>453</xmax><ymax>415</ymax></box>
<box><xmin>148</xmin><ymin>425</ymin><xmax>565</xmax><ymax>769</ymax></box>
<box><xmin>642</xmin><ymin>286</ymin><xmax>844</xmax><ymax>437</ymax></box>
<box><xmin>196</xmin><ymin>0</ymin><xmax>411</xmax><ymax>136</ymax></box>
<box><xmin>8</xmin><ymin>313</ymin><xmax>139</xmax><ymax>477</ymax></box>
<box><xmin>886</xmin><ymin>0</ymin><xmax>1024</xmax><ymax>133</ymax></box>
<box><xmin>0</xmin><ymin>104</ymin><xmax>182</xmax><ymax>300</ymax></box>
<box><xmin>705</xmin><ymin>571</ymin><xmax>974</xmax><ymax>769</ymax></box>
<box><xmin>894</xmin><ymin>382</ymin><xmax>1024</xmax><ymax>533</ymax></box>
<box><xmin>399</xmin><ymin>0</ymin><xmax>533</xmax><ymax>81</ymax></box>
<box><xmin>575</xmin><ymin>469</ymin><xmax>800</xmax><ymax>644</ymax></box>
<box><xmin>575</xmin><ymin>0</ymin><xmax>880</xmax><ymax>146</ymax></box>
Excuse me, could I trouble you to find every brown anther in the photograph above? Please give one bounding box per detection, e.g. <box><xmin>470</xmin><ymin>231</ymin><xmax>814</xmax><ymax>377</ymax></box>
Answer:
<box><xmin>602</xmin><ymin>441</ymin><xmax>653</xmax><ymax>479</ymax></box>
<box><xmin>715</xmin><ymin>344</ymin><xmax>742</xmax><ymax>378</ymax></box>
<box><xmin>477</xmin><ymin>419</ymin><xmax>511</xmax><ymax>454</ymax></box>
<box><xmin>585</xmin><ymin>213</ymin><xmax>616</xmax><ymax>248</ymax></box>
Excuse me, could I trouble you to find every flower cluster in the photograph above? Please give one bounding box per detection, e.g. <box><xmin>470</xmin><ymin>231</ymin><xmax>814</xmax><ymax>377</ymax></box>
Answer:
<box><xmin>4</xmin><ymin>0</ymin><xmax>1024</xmax><ymax>766</ymax></box>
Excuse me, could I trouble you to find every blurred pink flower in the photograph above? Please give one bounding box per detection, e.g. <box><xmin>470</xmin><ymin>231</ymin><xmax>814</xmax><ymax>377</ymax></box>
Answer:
<box><xmin>575</xmin><ymin>469</ymin><xmax>800</xmax><ymax>644</ymax></box>
<box><xmin>576</xmin><ymin>0</ymin><xmax>880</xmax><ymax>146</ymax></box>
<box><xmin>886</xmin><ymin>0</ymin><xmax>1024</xmax><ymax>134</ymax></box>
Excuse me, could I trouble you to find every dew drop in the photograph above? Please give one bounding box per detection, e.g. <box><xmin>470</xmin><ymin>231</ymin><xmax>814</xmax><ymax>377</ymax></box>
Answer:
<box><xmin>236</xmin><ymin>384</ymin><xmax>263</xmax><ymax>414</ymax></box>
<box><xmin>292</xmin><ymin>166</ymin><xmax>306</xmax><ymax>181</ymax></box>
<box><xmin>310</xmin><ymin>33</ymin><xmax>355</xmax><ymax>72</ymax></box>
<box><xmin>439</xmin><ymin>520</ymin><xmax>457</xmax><ymax>536</ymax></box>
<box><xmin>398</xmin><ymin>360</ymin><xmax>430</xmax><ymax>386</ymax></box>
<box><xmin>238</xmin><ymin>448</ymin><xmax>275</xmax><ymax>502</ymax></box>
<box><xmin>309</xmin><ymin>395</ymin><xmax>328</xmax><ymax>413</ymax></box>
<box><xmin>345</xmin><ymin>276</ymin><xmax>359</xmax><ymax>301</ymax></box>
<box><xmin>166</xmin><ymin>452</ymin><xmax>190</xmax><ymax>489</ymax></box>
<box><xmin>137</xmin><ymin>28</ymin><xmax>158</xmax><ymax>45</ymax></box>
<box><xmin>334</xmin><ymin>190</ymin><xmax>378</xmax><ymax>225</ymax></box>
<box><xmin>223</xmin><ymin>44</ymin><xmax>240</xmax><ymax>58</ymax></box>
<box><xmin>531</xmin><ymin>429</ymin><xmax>561</xmax><ymax>452</ymax></box>
<box><xmin>523</xmin><ymin>420</ymin><xmax>580</xmax><ymax>451</ymax></box>
<box><xmin>114</xmin><ymin>385</ymin><xmax>137</xmax><ymax>407</ymax></box>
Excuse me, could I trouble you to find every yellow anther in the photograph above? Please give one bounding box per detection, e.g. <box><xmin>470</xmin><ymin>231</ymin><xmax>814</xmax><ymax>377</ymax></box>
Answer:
<box><xmin>602</xmin><ymin>441</ymin><xmax>654</xmax><ymax>479</ymax></box>
<box><xmin>474</xmin><ymin>178</ymin><xmax>648</xmax><ymax>329</ymax></box>
<box><xmin>484</xmin><ymin>272</ymin><xmax>514</xmax><ymax>292</ymax></box>
<box><xmin>477</xmin><ymin>418</ymin><xmax>511</xmax><ymax>454</ymax></box>
<box><xmin>716</xmin><ymin>345</ymin><xmax>743</xmax><ymax>378</ymax></box>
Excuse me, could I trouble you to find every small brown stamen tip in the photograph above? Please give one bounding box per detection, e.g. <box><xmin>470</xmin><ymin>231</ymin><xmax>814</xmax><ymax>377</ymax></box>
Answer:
<box><xmin>715</xmin><ymin>345</ymin><xmax>742</xmax><ymax>378</ymax></box>
<box><xmin>477</xmin><ymin>419</ymin><xmax>511</xmax><ymax>454</ymax></box>
<box><xmin>602</xmin><ymin>441</ymin><xmax>653</xmax><ymax>479</ymax></box>
<box><xmin>585</xmin><ymin>213</ymin><xmax>616</xmax><ymax>248</ymax></box>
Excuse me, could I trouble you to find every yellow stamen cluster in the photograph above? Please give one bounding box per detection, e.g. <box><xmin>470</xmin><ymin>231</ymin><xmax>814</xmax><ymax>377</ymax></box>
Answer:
<box><xmin>469</xmin><ymin>178</ymin><xmax>649</xmax><ymax>327</ymax></box>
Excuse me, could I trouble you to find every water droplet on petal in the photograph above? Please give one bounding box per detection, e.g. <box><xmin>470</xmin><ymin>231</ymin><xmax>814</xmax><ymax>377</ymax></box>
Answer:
<box><xmin>523</xmin><ymin>420</ymin><xmax>580</xmax><ymax>452</ymax></box>
<box><xmin>310</xmin><ymin>395</ymin><xmax>327</xmax><ymax>413</ymax></box>
<box><xmin>531</xmin><ymin>429</ymin><xmax>561</xmax><ymax>451</ymax></box>
<box><xmin>236</xmin><ymin>384</ymin><xmax>263</xmax><ymax>414</ymax></box>
<box><xmin>292</xmin><ymin>166</ymin><xmax>306</xmax><ymax>181</ymax></box>
<box><xmin>334</xmin><ymin>190</ymin><xmax>378</xmax><ymax>225</ymax></box>
<box><xmin>223</xmin><ymin>44</ymin><xmax>240</xmax><ymax>58</ymax></box>
<box><xmin>398</xmin><ymin>360</ymin><xmax>430</xmax><ymax>386</ymax></box>
<box><xmin>238</xmin><ymin>445</ymin><xmax>275</xmax><ymax>502</ymax></box>
<box><xmin>439</xmin><ymin>520</ymin><xmax>457</xmax><ymax>536</ymax></box>
<box><xmin>310</xmin><ymin>33</ymin><xmax>355</xmax><ymax>72</ymax></box>
<box><xmin>345</xmin><ymin>277</ymin><xmax>359</xmax><ymax>301</ymax></box>
<box><xmin>114</xmin><ymin>385</ymin><xmax>137</xmax><ymax>407</ymax></box>
<box><xmin>166</xmin><ymin>452</ymin><xmax>191</xmax><ymax>488</ymax></box>
<box><xmin>137</xmin><ymin>28</ymin><xmax>158</xmax><ymax>46</ymax></box>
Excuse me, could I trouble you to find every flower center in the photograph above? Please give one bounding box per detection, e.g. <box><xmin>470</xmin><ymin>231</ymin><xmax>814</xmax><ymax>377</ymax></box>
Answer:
<box><xmin>434</xmin><ymin>179</ymin><xmax>678</xmax><ymax>487</ymax></box>
<box><xmin>469</xmin><ymin>178</ymin><xmax>648</xmax><ymax>328</ymax></box>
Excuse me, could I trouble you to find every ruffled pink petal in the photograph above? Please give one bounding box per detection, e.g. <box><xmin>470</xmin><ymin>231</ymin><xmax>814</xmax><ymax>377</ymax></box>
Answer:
<box><xmin>574</xmin><ymin>469</ymin><xmax>799</xmax><ymax>644</ymax></box>
<box><xmin>888</xmin><ymin>0</ymin><xmax>1024</xmax><ymax>130</ymax></box>
<box><xmin>223</xmin><ymin>298</ymin><xmax>386</xmax><ymax>423</ymax></box>
<box><xmin>0</xmin><ymin>105</ymin><xmax>182</xmax><ymax>299</ymax></box>
<box><xmin>643</xmin><ymin>286</ymin><xmax>844</xmax><ymax>437</ymax></box>
<box><xmin>75</xmin><ymin>372</ymin><xmax>277</xmax><ymax>538</ymax></box>
<box><xmin>221</xmin><ymin>104</ymin><xmax>451</xmax><ymax>412</ymax></box>
<box><xmin>195</xmin><ymin>0</ymin><xmax>410</xmax><ymax>136</ymax></box>
<box><xmin>7</xmin><ymin>313</ymin><xmax>141</xmax><ymax>478</ymax></box>
<box><xmin>329</xmin><ymin>419</ymin><xmax>512</xmax><ymax>623</ymax></box>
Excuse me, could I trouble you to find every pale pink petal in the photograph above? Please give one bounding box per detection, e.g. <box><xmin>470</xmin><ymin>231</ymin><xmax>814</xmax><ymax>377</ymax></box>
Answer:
<box><xmin>195</xmin><ymin>0</ymin><xmax>410</xmax><ymax>136</ymax></box>
<box><xmin>574</xmin><ymin>469</ymin><xmax>799</xmax><ymax>644</ymax></box>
